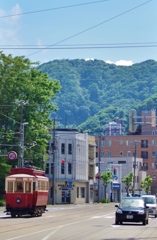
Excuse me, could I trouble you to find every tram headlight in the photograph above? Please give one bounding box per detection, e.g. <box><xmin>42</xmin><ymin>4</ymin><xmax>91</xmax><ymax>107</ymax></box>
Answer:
<box><xmin>16</xmin><ymin>198</ymin><xmax>21</xmax><ymax>204</ymax></box>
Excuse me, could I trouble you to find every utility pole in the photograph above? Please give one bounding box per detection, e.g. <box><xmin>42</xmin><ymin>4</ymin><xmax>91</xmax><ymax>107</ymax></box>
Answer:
<box><xmin>98</xmin><ymin>135</ymin><xmax>101</xmax><ymax>202</ymax></box>
<box><xmin>52</xmin><ymin>118</ymin><xmax>56</xmax><ymax>205</ymax></box>
<box><xmin>133</xmin><ymin>140</ymin><xmax>137</xmax><ymax>195</ymax></box>
<box><xmin>16</xmin><ymin>100</ymin><xmax>29</xmax><ymax>167</ymax></box>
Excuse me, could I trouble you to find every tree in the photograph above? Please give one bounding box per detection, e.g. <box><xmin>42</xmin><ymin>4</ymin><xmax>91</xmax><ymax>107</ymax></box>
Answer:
<box><xmin>100</xmin><ymin>168</ymin><xmax>113</xmax><ymax>199</ymax></box>
<box><xmin>122</xmin><ymin>172</ymin><xmax>134</xmax><ymax>196</ymax></box>
<box><xmin>0</xmin><ymin>52</ymin><xmax>61</xmax><ymax>194</ymax></box>
<box><xmin>140</xmin><ymin>175</ymin><xmax>152</xmax><ymax>194</ymax></box>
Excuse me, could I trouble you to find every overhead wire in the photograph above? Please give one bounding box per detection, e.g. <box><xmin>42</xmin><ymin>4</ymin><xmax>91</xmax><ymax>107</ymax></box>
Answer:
<box><xmin>0</xmin><ymin>0</ymin><xmax>109</xmax><ymax>19</ymax></box>
<box><xmin>0</xmin><ymin>43</ymin><xmax>157</xmax><ymax>50</ymax></box>
<box><xmin>26</xmin><ymin>0</ymin><xmax>152</xmax><ymax>57</ymax></box>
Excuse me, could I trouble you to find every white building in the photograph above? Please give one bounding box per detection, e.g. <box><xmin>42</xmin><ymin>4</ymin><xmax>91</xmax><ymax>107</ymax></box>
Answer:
<box><xmin>46</xmin><ymin>129</ymin><xmax>90</xmax><ymax>204</ymax></box>
<box><xmin>104</xmin><ymin>120</ymin><xmax>122</xmax><ymax>136</ymax></box>
<box><xmin>96</xmin><ymin>157</ymin><xmax>146</xmax><ymax>202</ymax></box>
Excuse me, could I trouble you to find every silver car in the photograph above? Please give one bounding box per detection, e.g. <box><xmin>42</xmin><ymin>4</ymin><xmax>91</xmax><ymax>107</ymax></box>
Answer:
<box><xmin>141</xmin><ymin>195</ymin><xmax>157</xmax><ymax>217</ymax></box>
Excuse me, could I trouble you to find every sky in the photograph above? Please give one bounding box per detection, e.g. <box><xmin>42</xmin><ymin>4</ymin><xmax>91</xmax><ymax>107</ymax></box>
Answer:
<box><xmin>0</xmin><ymin>0</ymin><xmax>156</xmax><ymax>66</ymax></box>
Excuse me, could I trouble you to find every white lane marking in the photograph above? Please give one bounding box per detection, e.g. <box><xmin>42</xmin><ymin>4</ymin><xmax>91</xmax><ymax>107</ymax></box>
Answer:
<box><xmin>41</xmin><ymin>227</ymin><xmax>61</xmax><ymax>240</ymax></box>
<box><xmin>5</xmin><ymin>212</ymin><xmax>115</xmax><ymax>240</ymax></box>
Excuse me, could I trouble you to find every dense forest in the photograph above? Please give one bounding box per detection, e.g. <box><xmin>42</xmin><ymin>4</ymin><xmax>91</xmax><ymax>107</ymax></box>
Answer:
<box><xmin>37</xmin><ymin>59</ymin><xmax>157</xmax><ymax>134</ymax></box>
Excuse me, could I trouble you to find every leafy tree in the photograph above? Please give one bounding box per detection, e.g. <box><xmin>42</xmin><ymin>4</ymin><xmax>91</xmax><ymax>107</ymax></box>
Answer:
<box><xmin>100</xmin><ymin>168</ymin><xmax>113</xmax><ymax>200</ymax></box>
<box><xmin>140</xmin><ymin>175</ymin><xmax>152</xmax><ymax>194</ymax></box>
<box><xmin>0</xmin><ymin>52</ymin><xmax>61</xmax><ymax>194</ymax></box>
<box><xmin>122</xmin><ymin>172</ymin><xmax>134</xmax><ymax>196</ymax></box>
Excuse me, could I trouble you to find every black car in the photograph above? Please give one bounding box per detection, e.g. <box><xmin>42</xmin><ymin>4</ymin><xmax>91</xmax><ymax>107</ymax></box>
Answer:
<box><xmin>115</xmin><ymin>197</ymin><xmax>149</xmax><ymax>225</ymax></box>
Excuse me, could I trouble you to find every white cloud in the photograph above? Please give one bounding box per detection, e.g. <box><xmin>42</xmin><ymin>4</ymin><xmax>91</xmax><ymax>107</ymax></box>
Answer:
<box><xmin>85</xmin><ymin>58</ymin><xmax>94</xmax><ymax>61</ymax></box>
<box><xmin>106</xmin><ymin>60</ymin><xmax>133</xmax><ymax>66</ymax></box>
<box><xmin>0</xmin><ymin>4</ymin><xmax>22</xmax><ymax>25</ymax></box>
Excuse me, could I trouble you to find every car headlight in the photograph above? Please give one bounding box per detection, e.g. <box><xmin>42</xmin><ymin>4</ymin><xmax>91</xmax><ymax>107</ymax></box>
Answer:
<box><xmin>117</xmin><ymin>208</ymin><xmax>123</xmax><ymax>214</ymax></box>
<box><xmin>138</xmin><ymin>210</ymin><xmax>144</xmax><ymax>215</ymax></box>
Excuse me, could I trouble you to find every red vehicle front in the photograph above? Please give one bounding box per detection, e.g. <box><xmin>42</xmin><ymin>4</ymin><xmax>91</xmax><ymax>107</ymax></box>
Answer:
<box><xmin>5</xmin><ymin>168</ymin><xmax>49</xmax><ymax>217</ymax></box>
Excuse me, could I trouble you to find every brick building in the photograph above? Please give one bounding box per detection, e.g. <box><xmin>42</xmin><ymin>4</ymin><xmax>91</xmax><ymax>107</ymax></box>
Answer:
<box><xmin>96</xmin><ymin>110</ymin><xmax>157</xmax><ymax>195</ymax></box>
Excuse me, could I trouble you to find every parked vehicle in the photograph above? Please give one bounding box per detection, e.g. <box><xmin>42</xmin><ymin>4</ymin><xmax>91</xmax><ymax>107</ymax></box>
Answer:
<box><xmin>5</xmin><ymin>166</ymin><xmax>49</xmax><ymax>217</ymax></box>
<box><xmin>141</xmin><ymin>195</ymin><xmax>157</xmax><ymax>218</ymax></box>
<box><xmin>115</xmin><ymin>197</ymin><xmax>149</xmax><ymax>225</ymax></box>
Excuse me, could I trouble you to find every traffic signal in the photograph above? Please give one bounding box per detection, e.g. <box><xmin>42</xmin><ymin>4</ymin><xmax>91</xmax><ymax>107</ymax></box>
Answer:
<box><xmin>61</xmin><ymin>159</ymin><xmax>65</xmax><ymax>169</ymax></box>
<box><xmin>113</xmin><ymin>167</ymin><xmax>117</xmax><ymax>175</ymax></box>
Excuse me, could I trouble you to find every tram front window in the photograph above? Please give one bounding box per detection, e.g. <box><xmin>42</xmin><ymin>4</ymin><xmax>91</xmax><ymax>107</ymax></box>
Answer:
<box><xmin>26</xmin><ymin>182</ymin><xmax>31</xmax><ymax>192</ymax></box>
<box><xmin>16</xmin><ymin>182</ymin><xmax>23</xmax><ymax>192</ymax></box>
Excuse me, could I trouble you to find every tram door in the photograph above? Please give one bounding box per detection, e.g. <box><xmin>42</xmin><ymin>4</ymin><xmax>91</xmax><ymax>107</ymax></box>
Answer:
<box><xmin>62</xmin><ymin>190</ymin><xmax>70</xmax><ymax>203</ymax></box>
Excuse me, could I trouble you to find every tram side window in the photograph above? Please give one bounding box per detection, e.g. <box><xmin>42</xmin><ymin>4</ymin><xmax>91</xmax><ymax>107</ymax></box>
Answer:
<box><xmin>15</xmin><ymin>182</ymin><xmax>23</xmax><ymax>192</ymax></box>
<box><xmin>8</xmin><ymin>182</ymin><xmax>13</xmax><ymax>192</ymax></box>
<box><xmin>26</xmin><ymin>182</ymin><xmax>31</xmax><ymax>192</ymax></box>
<box><xmin>33</xmin><ymin>182</ymin><xmax>36</xmax><ymax>191</ymax></box>
<box><xmin>46</xmin><ymin>181</ymin><xmax>49</xmax><ymax>190</ymax></box>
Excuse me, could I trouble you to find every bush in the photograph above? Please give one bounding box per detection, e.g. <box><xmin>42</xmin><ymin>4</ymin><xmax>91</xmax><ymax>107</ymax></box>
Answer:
<box><xmin>101</xmin><ymin>198</ymin><xmax>110</xmax><ymax>203</ymax></box>
<box><xmin>0</xmin><ymin>199</ymin><xmax>5</xmax><ymax>206</ymax></box>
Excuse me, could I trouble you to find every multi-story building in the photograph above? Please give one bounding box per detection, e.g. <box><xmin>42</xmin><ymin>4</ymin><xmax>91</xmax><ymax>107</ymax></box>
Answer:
<box><xmin>46</xmin><ymin>129</ymin><xmax>90</xmax><ymax>204</ymax></box>
<box><xmin>96</xmin><ymin>109</ymin><xmax>157</xmax><ymax>195</ymax></box>
<box><xmin>104</xmin><ymin>120</ymin><xmax>122</xmax><ymax>136</ymax></box>
<box><xmin>97</xmin><ymin>157</ymin><xmax>146</xmax><ymax>202</ymax></box>
<box><xmin>88</xmin><ymin>135</ymin><xmax>96</xmax><ymax>202</ymax></box>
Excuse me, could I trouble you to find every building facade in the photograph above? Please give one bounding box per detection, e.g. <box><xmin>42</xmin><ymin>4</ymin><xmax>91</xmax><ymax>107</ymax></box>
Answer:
<box><xmin>96</xmin><ymin>134</ymin><xmax>157</xmax><ymax>195</ymax></box>
<box><xmin>46</xmin><ymin>129</ymin><xmax>90</xmax><ymax>204</ymax></box>
<box><xmin>96</xmin><ymin>157</ymin><xmax>146</xmax><ymax>202</ymax></box>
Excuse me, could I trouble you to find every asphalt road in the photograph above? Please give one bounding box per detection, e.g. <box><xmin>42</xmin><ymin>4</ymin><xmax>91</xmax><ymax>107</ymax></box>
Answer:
<box><xmin>0</xmin><ymin>203</ymin><xmax>157</xmax><ymax>240</ymax></box>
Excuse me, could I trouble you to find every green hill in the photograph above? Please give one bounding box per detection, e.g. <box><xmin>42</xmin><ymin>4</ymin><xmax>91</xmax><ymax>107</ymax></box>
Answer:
<box><xmin>37</xmin><ymin>59</ymin><xmax>157</xmax><ymax>134</ymax></box>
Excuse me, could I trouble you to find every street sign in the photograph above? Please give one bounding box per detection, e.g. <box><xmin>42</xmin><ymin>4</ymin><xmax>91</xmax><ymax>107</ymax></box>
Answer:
<box><xmin>8</xmin><ymin>151</ymin><xmax>17</xmax><ymax>161</ymax></box>
<box><xmin>68</xmin><ymin>181</ymin><xmax>73</xmax><ymax>189</ymax></box>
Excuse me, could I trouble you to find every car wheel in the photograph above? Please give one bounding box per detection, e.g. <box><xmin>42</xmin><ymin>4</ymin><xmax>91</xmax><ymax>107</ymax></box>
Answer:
<box><xmin>115</xmin><ymin>220</ymin><xmax>119</xmax><ymax>225</ymax></box>
<box><xmin>143</xmin><ymin>220</ymin><xmax>146</xmax><ymax>225</ymax></box>
<box><xmin>120</xmin><ymin>222</ymin><xmax>123</xmax><ymax>225</ymax></box>
<box><xmin>155</xmin><ymin>214</ymin><xmax>157</xmax><ymax>218</ymax></box>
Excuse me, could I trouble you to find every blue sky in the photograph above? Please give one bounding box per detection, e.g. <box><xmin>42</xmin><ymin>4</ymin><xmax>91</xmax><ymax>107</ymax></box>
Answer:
<box><xmin>0</xmin><ymin>0</ymin><xmax>156</xmax><ymax>65</ymax></box>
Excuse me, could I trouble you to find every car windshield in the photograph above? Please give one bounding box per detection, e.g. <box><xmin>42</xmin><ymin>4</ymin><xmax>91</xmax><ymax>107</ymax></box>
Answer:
<box><xmin>143</xmin><ymin>197</ymin><xmax>156</xmax><ymax>204</ymax></box>
<box><xmin>120</xmin><ymin>199</ymin><xmax>144</xmax><ymax>208</ymax></box>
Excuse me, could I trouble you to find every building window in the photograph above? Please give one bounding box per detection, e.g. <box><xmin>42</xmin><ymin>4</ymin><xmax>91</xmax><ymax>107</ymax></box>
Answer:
<box><xmin>45</xmin><ymin>163</ymin><xmax>49</xmax><ymax>174</ymax></box>
<box><xmin>81</xmin><ymin>187</ymin><xmax>85</xmax><ymax>198</ymax></box>
<box><xmin>120</xmin><ymin>151</ymin><xmax>123</xmax><ymax>156</ymax></box>
<box><xmin>137</xmin><ymin>176</ymin><xmax>139</xmax><ymax>183</ymax></box>
<box><xmin>152</xmin><ymin>131</ymin><xmax>155</xmax><ymax>136</ymax></box>
<box><xmin>141</xmin><ymin>151</ymin><xmax>148</xmax><ymax>159</ymax></box>
<box><xmin>152</xmin><ymin>163</ymin><xmax>155</xmax><ymax>169</ymax></box>
<box><xmin>153</xmin><ymin>175</ymin><xmax>156</xmax><ymax>180</ymax></box>
<box><xmin>141</xmin><ymin>140</ymin><xmax>148</xmax><ymax>148</ymax></box>
<box><xmin>108</xmin><ymin>140</ymin><xmax>112</xmax><ymax>146</ymax></box>
<box><xmin>51</xmin><ymin>163</ymin><xmax>54</xmax><ymax>174</ymax></box>
<box><xmin>95</xmin><ymin>141</ymin><xmax>98</xmax><ymax>148</ymax></box>
<box><xmin>101</xmin><ymin>140</ymin><xmax>105</xmax><ymax>146</ymax></box>
<box><xmin>108</xmin><ymin>151</ymin><xmax>111</xmax><ymax>157</ymax></box>
<box><xmin>152</xmin><ymin>139</ymin><xmax>156</xmax><ymax>146</ymax></box>
<box><xmin>96</xmin><ymin>152</ymin><xmax>98</xmax><ymax>157</ymax></box>
<box><xmin>127</xmin><ymin>151</ymin><xmax>131</xmax><ymax>157</ymax></box>
<box><xmin>68</xmin><ymin>163</ymin><xmax>72</xmax><ymax>174</ymax></box>
<box><xmin>152</xmin><ymin>151</ymin><xmax>156</xmax><ymax>157</ymax></box>
<box><xmin>68</xmin><ymin>143</ymin><xmax>72</xmax><ymax>154</ymax></box>
<box><xmin>126</xmin><ymin>140</ymin><xmax>130</xmax><ymax>146</ymax></box>
<box><xmin>77</xmin><ymin>187</ymin><xmax>79</xmax><ymax>198</ymax></box>
<box><xmin>118</xmin><ymin>161</ymin><xmax>126</xmax><ymax>164</ymax></box>
<box><xmin>61</xmin><ymin>162</ymin><xmax>65</xmax><ymax>174</ymax></box>
<box><xmin>143</xmin><ymin>163</ymin><xmax>148</xmax><ymax>170</ymax></box>
<box><xmin>101</xmin><ymin>152</ymin><xmax>105</xmax><ymax>157</ymax></box>
<box><xmin>61</xmin><ymin>143</ymin><xmax>65</xmax><ymax>154</ymax></box>
<box><xmin>120</xmin><ymin>140</ymin><xmax>123</xmax><ymax>145</ymax></box>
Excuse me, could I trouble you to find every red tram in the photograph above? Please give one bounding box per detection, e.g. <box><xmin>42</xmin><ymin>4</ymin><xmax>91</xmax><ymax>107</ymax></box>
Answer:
<box><xmin>5</xmin><ymin>167</ymin><xmax>49</xmax><ymax>217</ymax></box>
